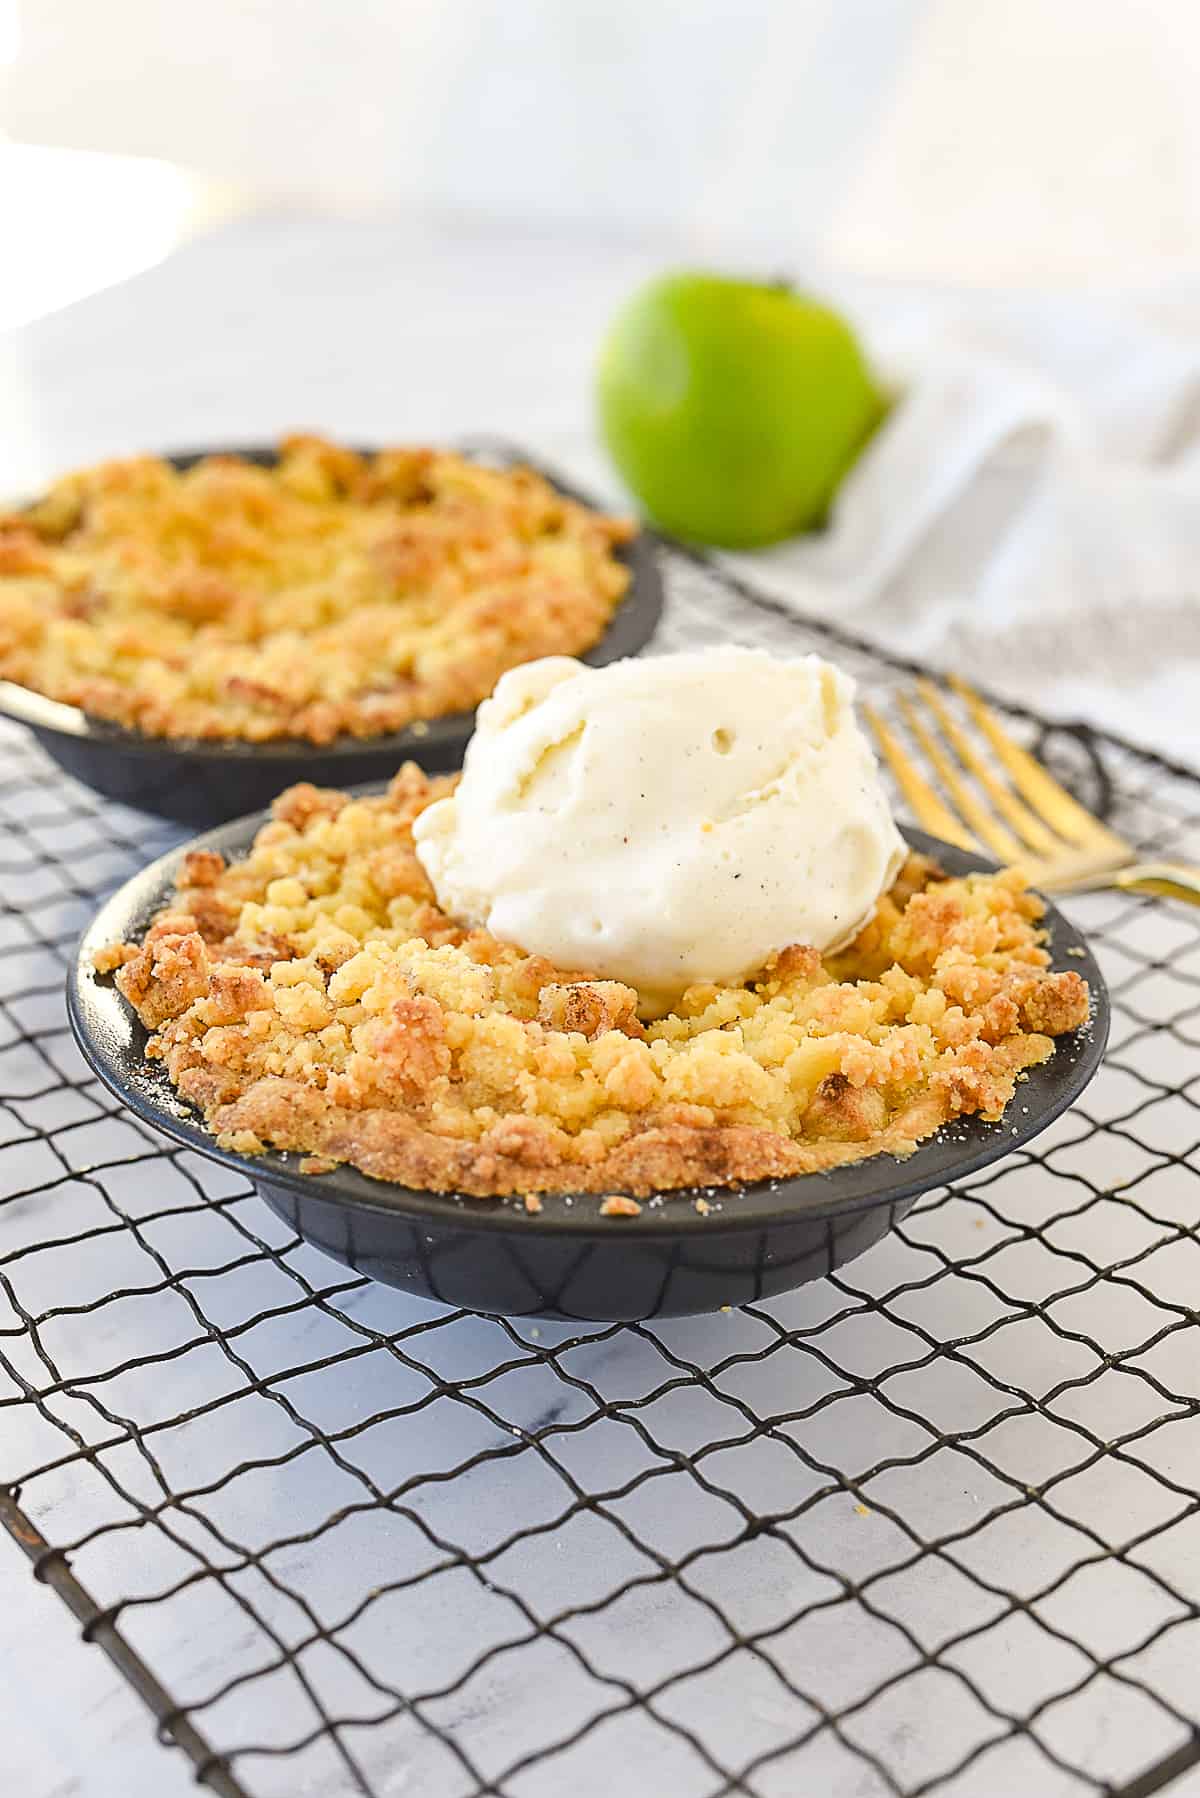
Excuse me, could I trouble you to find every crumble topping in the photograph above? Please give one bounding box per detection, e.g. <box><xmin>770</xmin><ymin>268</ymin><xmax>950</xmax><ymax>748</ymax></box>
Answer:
<box><xmin>0</xmin><ymin>438</ymin><xmax>633</xmax><ymax>744</ymax></box>
<box><xmin>98</xmin><ymin>766</ymin><xmax>1090</xmax><ymax>1204</ymax></box>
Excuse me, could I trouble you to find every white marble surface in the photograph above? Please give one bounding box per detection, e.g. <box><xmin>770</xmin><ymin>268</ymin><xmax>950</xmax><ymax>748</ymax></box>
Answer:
<box><xmin>1</xmin><ymin>216</ymin><xmax>1200</xmax><ymax>1798</ymax></box>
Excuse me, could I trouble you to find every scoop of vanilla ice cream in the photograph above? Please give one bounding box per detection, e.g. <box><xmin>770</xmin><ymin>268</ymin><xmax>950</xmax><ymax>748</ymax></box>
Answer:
<box><xmin>412</xmin><ymin>647</ymin><xmax>905</xmax><ymax>1007</ymax></box>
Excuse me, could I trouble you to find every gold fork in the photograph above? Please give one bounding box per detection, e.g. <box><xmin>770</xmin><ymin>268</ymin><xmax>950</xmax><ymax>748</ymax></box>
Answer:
<box><xmin>863</xmin><ymin>676</ymin><xmax>1200</xmax><ymax>903</ymax></box>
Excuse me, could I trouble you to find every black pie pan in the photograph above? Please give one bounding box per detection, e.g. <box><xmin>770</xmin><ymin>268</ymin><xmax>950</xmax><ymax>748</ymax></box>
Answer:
<box><xmin>1</xmin><ymin>445</ymin><xmax>663</xmax><ymax>826</ymax></box>
<box><xmin>67</xmin><ymin>809</ymin><xmax>1109</xmax><ymax>1321</ymax></box>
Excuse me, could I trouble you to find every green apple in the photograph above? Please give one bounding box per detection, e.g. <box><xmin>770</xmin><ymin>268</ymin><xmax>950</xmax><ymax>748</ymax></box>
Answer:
<box><xmin>596</xmin><ymin>271</ymin><xmax>884</xmax><ymax>548</ymax></box>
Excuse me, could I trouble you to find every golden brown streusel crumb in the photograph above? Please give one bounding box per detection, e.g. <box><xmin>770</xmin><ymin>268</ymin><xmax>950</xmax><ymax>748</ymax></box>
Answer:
<box><xmin>92</xmin><ymin>941</ymin><xmax>136</xmax><ymax>975</ymax></box>
<box><xmin>99</xmin><ymin>777</ymin><xmax>1091</xmax><ymax>1200</ymax></box>
<box><xmin>0</xmin><ymin>438</ymin><xmax>633</xmax><ymax>744</ymax></box>
<box><xmin>537</xmin><ymin>981</ymin><xmax>645</xmax><ymax>1040</ymax></box>
<box><xmin>299</xmin><ymin>1156</ymin><xmax>338</xmax><ymax>1176</ymax></box>
<box><xmin>600</xmin><ymin>1196</ymin><xmax>643</xmax><ymax>1218</ymax></box>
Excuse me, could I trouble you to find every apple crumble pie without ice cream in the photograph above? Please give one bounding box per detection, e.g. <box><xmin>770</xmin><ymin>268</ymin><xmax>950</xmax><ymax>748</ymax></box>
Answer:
<box><xmin>98</xmin><ymin>651</ymin><xmax>1091</xmax><ymax>1203</ymax></box>
<box><xmin>0</xmin><ymin>437</ymin><xmax>633</xmax><ymax>744</ymax></box>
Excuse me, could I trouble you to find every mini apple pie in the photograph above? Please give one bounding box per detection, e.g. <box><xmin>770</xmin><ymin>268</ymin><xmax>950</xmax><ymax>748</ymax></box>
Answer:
<box><xmin>0</xmin><ymin>437</ymin><xmax>633</xmax><ymax>744</ymax></box>
<box><xmin>98</xmin><ymin>767</ymin><xmax>1091</xmax><ymax>1203</ymax></box>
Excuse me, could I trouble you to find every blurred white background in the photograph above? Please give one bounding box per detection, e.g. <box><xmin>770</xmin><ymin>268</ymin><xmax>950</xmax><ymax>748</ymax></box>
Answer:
<box><xmin>1</xmin><ymin>0</ymin><xmax>1199</xmax><ymax>758</ymax></box>
<box><xmin>3</xmin><ymin>0</ymin><xmax>1200</xmax><ymax>325</ymax></box>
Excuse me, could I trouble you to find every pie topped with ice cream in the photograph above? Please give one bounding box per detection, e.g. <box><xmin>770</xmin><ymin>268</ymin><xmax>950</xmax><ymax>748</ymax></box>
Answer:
<box><xmin>97</xmin><ymin>651</ymin><xmax>1091</xmax><ymax>1208</ymax></box>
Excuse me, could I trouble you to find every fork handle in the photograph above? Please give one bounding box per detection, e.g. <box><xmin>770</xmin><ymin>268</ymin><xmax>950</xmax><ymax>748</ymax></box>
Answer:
<box><xmin>1066</xmin><ymin>862</ymin><xmax>1200</xmax><ymax>904</ymax></box>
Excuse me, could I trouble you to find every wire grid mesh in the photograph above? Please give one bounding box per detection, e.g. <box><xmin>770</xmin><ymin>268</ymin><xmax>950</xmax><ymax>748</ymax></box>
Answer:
<box><xmin>2</xmin><ymin>542</ymin><xmax>1200</xmax><ymax>1798</ymax></box>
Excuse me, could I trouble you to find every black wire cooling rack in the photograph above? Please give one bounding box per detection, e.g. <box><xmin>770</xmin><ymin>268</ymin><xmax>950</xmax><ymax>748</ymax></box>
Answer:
<box><xmin>2</xmin><ymin>540</ymin><xmax>1200</xmax><ymax>1798</ymax></box>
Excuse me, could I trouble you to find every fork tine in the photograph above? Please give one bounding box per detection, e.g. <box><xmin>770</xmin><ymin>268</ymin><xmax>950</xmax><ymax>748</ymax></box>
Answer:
<box><xmin>948</xmin><ymin>678</ymin><xmax>1118</xmax><ymax>850</ymax></box>
<box><xmin>862</xmin><ymin>702</ymin><xmax>979</xmax><ymax>853</ymax></box>
<box><xmin>899</xmin><ymin>693</ymin><xmax>1025</xmax><ymax>863</ymax></box>
<box><xmin>915</xmin><ymin>679</ymin><xmax>1059</xmax><ymax>855</ymax></box>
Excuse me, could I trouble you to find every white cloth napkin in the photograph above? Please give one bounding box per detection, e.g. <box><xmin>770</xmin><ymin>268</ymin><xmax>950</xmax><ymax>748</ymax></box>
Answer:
<box><xmin>717</xmin><ymin>284</ymin><xmax>1200</xmax><ymax>763</ymax></box>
